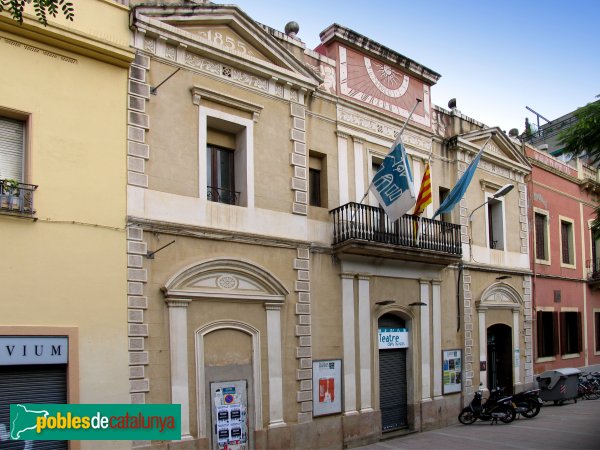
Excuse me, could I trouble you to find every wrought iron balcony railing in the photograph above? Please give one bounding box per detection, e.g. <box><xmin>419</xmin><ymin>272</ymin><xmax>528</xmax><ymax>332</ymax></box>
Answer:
<box><xmin>0</xmin><ymin>179</ymin><xmax>37</xmax><ymax>217</ymax></box>
<box><xmin>587</xmin><ymin>258</ymin><xmax>600</xmax><ymax>281</ymax></box>
<box><xmin>330</xmin><ymin>202</ymin><xmax>462</xmax><ymax>256</ymax></box>
<box><xmin>207</xmin><ymin>186</ymin><xmax>240</xmax><ymax>205</ymax></box>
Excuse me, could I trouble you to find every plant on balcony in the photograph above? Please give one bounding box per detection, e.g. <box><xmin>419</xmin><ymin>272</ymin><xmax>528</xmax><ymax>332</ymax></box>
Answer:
<box><xmin>2</xmin><ymin>178</ymin><xmax>21</xmax><ymax>209</ymax></box>
<box><xmin>4</xmin><ymin>178</ymin><xmax>19</xmax><ymax>195</ymax></box>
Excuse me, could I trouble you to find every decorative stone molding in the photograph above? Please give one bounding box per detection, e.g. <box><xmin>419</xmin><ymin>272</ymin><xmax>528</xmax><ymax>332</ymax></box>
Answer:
<box><xmin>126</xmin><ymin>226</ymin><xmax>149</xmax><ymax>405</ymax></box>
<box><xmin>290</xmin><ymin>102</ymin><xmax>308</xmax><ymax>215</ymax></box>
<box><xmin>294</xmin><ymin>247</ymin><xmax>312</xmax><ymax>423</ymax></box>
<box><xmin>191</xmin><ymin>86</ymin><xmax>263</xmax><ymax>122</ymax></box>
<box><xmin>522</xmin><ymin>276</ymin><xmax>534</xmax><ymax>383</ymax></box>
<box><xmin>462</xmin><ymin>268</ymin><xmax>474</xmax><ymax>394</ymax></box>
<box><xmin>518</xmin><ymin>183</ymin><xmax>529</xmax><ymax>254</ymax></box>
<box><xmin>336</xmin><ymin>105</ymin><xmax>433</xmax><ymax>154</ymax></box>
<box><xmin>162</xmin><ymin>258</ymin><xmax>289</xmax><ymax>302</ymax></box>
<box><xmin>127</xmin><ymin>52</ymin><xmax>150</xmax><ymax>189</ymax></box>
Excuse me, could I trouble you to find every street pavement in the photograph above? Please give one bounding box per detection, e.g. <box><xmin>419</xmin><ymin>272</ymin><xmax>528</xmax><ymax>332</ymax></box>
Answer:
<box><xmin>358</xmin><ymin>398</ymin><xmax>600</xmax><ymax>449</ymax></box>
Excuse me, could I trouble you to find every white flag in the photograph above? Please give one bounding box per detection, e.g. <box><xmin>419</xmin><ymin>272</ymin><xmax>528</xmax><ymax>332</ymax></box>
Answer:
<box><xmin>369</xmin><ymin>135</ymin><xmax>416</xmax><ymax>221</ymax></box>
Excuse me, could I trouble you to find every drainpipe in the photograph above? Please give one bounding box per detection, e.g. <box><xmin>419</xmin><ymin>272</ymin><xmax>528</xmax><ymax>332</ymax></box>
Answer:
<box><xmin>457</xmin><ymin>262</ymin><xmax>463</xmax><ymax>332</ymax></box>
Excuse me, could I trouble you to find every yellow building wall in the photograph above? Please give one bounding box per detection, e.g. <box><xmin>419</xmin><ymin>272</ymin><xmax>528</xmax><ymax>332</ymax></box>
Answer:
<box><xmin>0</xmin><ymin>3</ymin><xmax>133</xmax><ymax>449</ymax></box>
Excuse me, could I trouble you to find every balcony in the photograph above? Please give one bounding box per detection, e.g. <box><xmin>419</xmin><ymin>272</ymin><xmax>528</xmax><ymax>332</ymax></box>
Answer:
<box><xmin>0</xmin><ymin>179</ymin><xmax>37</xmax><ymax>219</ymax></box>
<box><xmin>207</xmin><ymin>186</ymin><xmax>240</xmax><ymax>205</ymax></box>
<box><xmin>587</xmin><ymin>258</ymin><xmax>600</xmax><ymax>289</ymax></box>
<box><xmin>330</xmin><ymin>202</ymin><xmax>462</xmax><ymax>264</ymax></box>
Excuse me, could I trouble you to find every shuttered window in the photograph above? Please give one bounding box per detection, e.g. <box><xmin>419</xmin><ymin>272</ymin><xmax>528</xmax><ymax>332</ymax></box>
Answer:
<box><xmin>560</xmin><ymin>311</ymin><xmax>582</xmax><ymax>354</ymax></box>
<box><xmin>535</xmin><ymin>213</ymin><xmax>547</xmax><ymax>260</ymax></box>
<box><xmin>537</xmin><ymin>310</ymin><xmax>558</xmax><ymax>357</ymax></box>
<box><xmin>0</xmin><ymin>365</ymin><xmax>67</xmax><ymax>450</ymax></box>
<box><xmin>0</xmin><ymin>117</ymin><xmax>24</xmax><ymax>182</ymax></box>
<box><xmin>561</xmin><ymin>220</ymin><xmax>574</xmax><ymax>265</ymax></box>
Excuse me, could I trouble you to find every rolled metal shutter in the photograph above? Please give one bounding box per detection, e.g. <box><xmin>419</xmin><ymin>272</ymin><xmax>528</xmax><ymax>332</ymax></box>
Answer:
<box><xmin>379</xmin><ymin>348</ymin><xmax>407</xmax><ymax>431</ymax></box>
<box><xmin>0</xmin><ymin>365</ymin><xmax>68</xmax><ymax>450</ymax></box>
<box><xmin>0</xmin><ymin>117</ymin><xmax>24</xmax><ymax>182</ymax></box>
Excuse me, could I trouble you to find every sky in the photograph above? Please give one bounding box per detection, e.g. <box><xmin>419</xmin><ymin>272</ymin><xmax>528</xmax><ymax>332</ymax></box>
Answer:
<box><xmin>235</xmin><ymin>0</ymin><xmax>600</xmax><ymax>133</ymax></box>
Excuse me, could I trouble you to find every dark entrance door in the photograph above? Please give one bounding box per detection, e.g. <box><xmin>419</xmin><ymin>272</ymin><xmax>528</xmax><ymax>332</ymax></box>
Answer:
<box><xmin>487</xmin><ymin>324</ymin><xmax>513</xmax><ymax>393</ymax></box>
<box><xmin>378</xmin><ymin>313</ymin><xmax>407</xmax><ymax>432</ymax></box>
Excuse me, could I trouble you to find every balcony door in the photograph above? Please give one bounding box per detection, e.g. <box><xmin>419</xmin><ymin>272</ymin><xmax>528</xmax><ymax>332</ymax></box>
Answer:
<box><xmin>207</xmin><ymin>145</ymin><xmax>236</xmax><ymax>205</ymax></box>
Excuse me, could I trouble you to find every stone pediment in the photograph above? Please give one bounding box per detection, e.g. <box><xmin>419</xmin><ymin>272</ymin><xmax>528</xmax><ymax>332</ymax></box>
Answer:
<box><xmin>177</xmin><ymin>25</ymin><xmax>271</xmax><ymax>64</ymax></box>
<box><xmin>455</xmin><ymin>128</ymin><xmax>531</xmax><ymax>171</ymax></box>
<box><xmin>162</xmin><ymin>258</ymin><xmax>289</xmax><ymax>303</ymax></box>
<box><xmin>132</xmin><ymin>5</ymin><xmax>320</xmax><ymax>87</ymax></box>
<box><xmin>477</xmin><ymin>282</ymin><xmax>522</xmax><ymax>310</ymax></box>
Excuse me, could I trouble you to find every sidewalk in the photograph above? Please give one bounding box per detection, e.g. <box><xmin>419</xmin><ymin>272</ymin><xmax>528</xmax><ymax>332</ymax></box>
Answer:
<box><xmin>358</xmin><ymin>398</ymin><xmax>600</xmax><ymax>449</ymax></box>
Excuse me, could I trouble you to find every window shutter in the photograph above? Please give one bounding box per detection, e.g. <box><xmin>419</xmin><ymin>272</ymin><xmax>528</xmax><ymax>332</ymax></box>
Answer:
<box><xmin>536</xmin><ymin>310</ymin><xmax>543</xmax><ymax>356</ymax></box>
<box><xmin>561</xmin><ymin>222</ymin><xmax>570</xmax><ymax>264</ymax></box>
<box><xmin>559</xmin><ymin>311</ymin><xmax>567</xmax><ymax>355</ymax></box>
<box><xmin>0</xmin><ymin>117</ymin><xmax>24</xmax><ymax>181</ymax></box>
<box><xmin>535</xmin><ymin>214</ymin><xmax>545</xmax><ymax>259</ymax></box>
<box><xmin>577</xmin><ymin>311</ymin><xmax>582</xmax><ymax>353</ymax></box>
<box><xmin>552</xmin><ymin>312</ymin><xmax>559</xmax><ymax>355</ymax></box>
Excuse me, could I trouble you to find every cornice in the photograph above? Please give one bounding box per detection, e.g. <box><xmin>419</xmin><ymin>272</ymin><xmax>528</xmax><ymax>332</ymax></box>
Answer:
<box><xmin>0</xmin><ymin>14</ymin><xmax>134</xmax><ymax>68</ymax></box>
<box><xmin>319</xmin><ymin>23</ymin><xmax>440</xmax><ymax>84</ymax></box>
<box><xmin>336</xmin><ymin>104</ymin><xmax>433</xmax><ymax>155</ymax></box>
<box><xmin>132</xmin><ymin>7</ymin><xmax>319</xmax><ymax>90</ymax></box>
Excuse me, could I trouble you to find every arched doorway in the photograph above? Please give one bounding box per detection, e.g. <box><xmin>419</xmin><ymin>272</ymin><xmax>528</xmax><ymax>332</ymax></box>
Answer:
<box><xmin>487</xmin><ymin>324</ymin><xmax>513</xmax><ymax>392</ymax></box>
<box><xmin>378</xmin><ymin>313</ymin><xmax>408</xmax><ymax>432</ymax></box>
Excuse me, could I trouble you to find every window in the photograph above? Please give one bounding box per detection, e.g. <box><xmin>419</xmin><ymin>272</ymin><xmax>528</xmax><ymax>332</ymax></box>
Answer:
<box><xmin>560</xmin><ymin>219</ymin><xmax>575</xmax><ymax>266</ymax></box>
<box><xmin>199</xmin><ymin>107</ymin><xmax>253</xmax><ymax>208</ymax></box>
<box><xmin>595</xmin><ymin>311</ymin><xmax>600</xmax><ymax>353</ymax></box>
<box><xmin>560</xmin><ymin>311</ymin><xmax>581</xmax><ymax>355</ymax></box>
<box><xmin>535</xmin><ymin>212</ymin><xmax>549</xmax><ymax>261</ymax></box>
<box><xmin>309</xmin><ymin>153</ymin><xmax>327</xmax><ymax>208</ymax></box>
<box><xmin>207</xmin><ymin>144</ymin><xmax>236</xmax><ymax>205</ymax></box>
<box><xmin>591</xmin><ymin>229</ymin><xmax>600</xmax><ymax>275</ymax></box>
<box><xmin>487</xmin><ymin>198</ymin><xmax>504</xmax><ymax>250</ymax></box>
<box><xmin>309</xmin><ymin>169</ymin><xmax>321</xmax><ymax>206</ymax></box>
<box><xmin>537</xmin><ymin>310</ymin><xmax>558</xmax><ymax>358</ymax></box>
<box><xmin>438</xmin><ymin>187</ymin><xmax>452</xmax><ymax>223</ymax></box>
<box><xmin>0</xmin><ymin>116</ymin><xmax>24</xmax><ymax>182</ymax></box>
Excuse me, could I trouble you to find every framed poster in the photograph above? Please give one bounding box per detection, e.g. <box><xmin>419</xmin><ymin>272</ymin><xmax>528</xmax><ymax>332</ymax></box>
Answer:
<box><xmin>442</xmin><ymin>349</ymin><xmax>462</xmax><ymax>394</ymax></box>
<box><xmin>312</xmin><ymin>359</ymin><xmax>342</xmax><ymax>416</ymax></box>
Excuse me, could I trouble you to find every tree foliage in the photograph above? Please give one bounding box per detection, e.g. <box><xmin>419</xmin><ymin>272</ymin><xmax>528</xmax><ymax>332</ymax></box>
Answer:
<box><xmin>560</xmin><ymin>96</ymin><xmax>600</xmax><ymax>163</ymax></box>
<box><xmin>0</xmin><ymin>0</ymin><xmax>74</xmax><ymax>26</ymax></box>
<box><xmin>559</xmin><ymin>96</ymin><xmax>600</xmax><ymax>233</ymax></box>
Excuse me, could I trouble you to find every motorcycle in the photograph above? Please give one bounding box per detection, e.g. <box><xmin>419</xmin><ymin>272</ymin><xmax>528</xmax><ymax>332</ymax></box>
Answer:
<box><xmin>458</xmin><ymin>386</ymin><xmax>516</xmax><ymax>425</ymax></box>
<box><xmin>512</xmin><ymin>388</ymin><xmax>543</xmax><ymax>418</ymax></box>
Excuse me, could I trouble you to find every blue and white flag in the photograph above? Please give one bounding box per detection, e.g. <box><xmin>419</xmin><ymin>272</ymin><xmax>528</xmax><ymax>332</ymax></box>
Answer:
<box><xmin>433</xmin><ymin>141</ymin><xmax>486</xmax><ymax>219</ymax></box>
<box><xmin>370</xmin><ymin>135</ymin><xmax>416</xmax><ymax>222</ymax></box>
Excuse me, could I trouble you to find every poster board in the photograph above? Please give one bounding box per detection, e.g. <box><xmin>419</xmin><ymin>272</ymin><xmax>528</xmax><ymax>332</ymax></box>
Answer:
<box><xmin>312</xmin><ymin>359</ymin><xmax>342</xmax><ymax>416</ymax></box>
<box><xmin>442</xmin><ymin>349</ymin><xmax>462</xmax><ymax>394</ymax></box>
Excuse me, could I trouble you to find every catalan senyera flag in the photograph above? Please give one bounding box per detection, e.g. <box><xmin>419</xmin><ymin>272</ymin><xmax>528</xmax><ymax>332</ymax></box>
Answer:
<box><xmin>413</xmin><ymin>162</ymin><xmax>431</xmax><ymax>216</ymax></box>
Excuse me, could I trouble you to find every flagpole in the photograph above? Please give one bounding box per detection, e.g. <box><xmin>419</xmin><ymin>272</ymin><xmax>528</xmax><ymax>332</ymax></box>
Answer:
<box><xmin>357</xmin><ymin>98</ymin><xmax>423</xmax><ymax>206</ymax></box>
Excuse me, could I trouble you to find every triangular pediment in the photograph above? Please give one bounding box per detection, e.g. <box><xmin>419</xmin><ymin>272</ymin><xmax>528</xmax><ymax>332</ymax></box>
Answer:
<box><xmin>176</xmin><ymin>24</ymin><xmax>273</xmax><ymax>64</ymax></box>
<box><xmin>133</xmin><ymin>5</ymin><xmax>320</xmax><ymax>86</ymax></box>
<box><xmin>456</xmin><ymin>128</ymin><xmax>531</xmax><ymax>170</ymax></box>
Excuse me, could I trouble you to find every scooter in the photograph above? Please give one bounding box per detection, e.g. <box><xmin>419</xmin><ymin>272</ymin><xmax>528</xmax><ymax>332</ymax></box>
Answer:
<box><xmin>458</xmin><ymin>385</ymin><xmax>516</xmax><ymax>425</ymax></box>
<box><xmin>512</xmin><ymin>388</ymin><xmax>543</xmax><ymax>418</ymax></box>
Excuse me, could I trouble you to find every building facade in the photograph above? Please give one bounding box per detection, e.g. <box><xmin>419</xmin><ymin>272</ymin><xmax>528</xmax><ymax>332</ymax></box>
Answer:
<box><xmin>0</xmin><ymin>1</ymin><xmax>134</xmax><ymax>449</ymax></box>
<box><xmin>525</xmin><ymin>144</ymin><xmax>600</xmax><ymax>375</ymax></box>
<box><xmin>126</xmin><ymin>2</ymin><xmax>533</xmax><ymax>449</ymax></box>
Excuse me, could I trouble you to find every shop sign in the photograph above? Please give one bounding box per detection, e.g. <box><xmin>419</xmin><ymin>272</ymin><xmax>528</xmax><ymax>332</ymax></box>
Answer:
<box><xmin>0</xmin><ymin>336</ymin><xmax>68</xmax><ymax>365</ymax></box>
<box><xmin>378</xmin><ymin>328</ymin><xmax>408</xmax><ymax>349</ymax></box>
